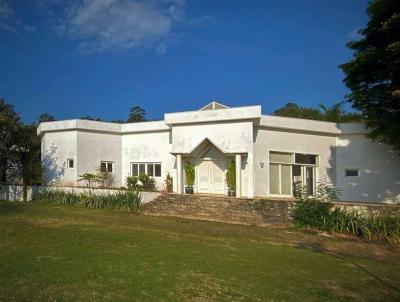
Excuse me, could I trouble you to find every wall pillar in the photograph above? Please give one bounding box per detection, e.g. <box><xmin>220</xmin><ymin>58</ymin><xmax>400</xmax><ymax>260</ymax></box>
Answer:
<box><xmin>176</xmin><ymin>154</ymin><xmax>183</xmax><ymax>194</ymax></box>
<box><xmin>235</xmin><ymin>154</ymin><xmax>241</xmax><ymax>197</ymax></box>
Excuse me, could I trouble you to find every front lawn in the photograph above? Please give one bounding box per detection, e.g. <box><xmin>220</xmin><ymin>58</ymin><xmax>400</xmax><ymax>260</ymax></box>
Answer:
<box><xmin>0</xmin><ymin>201</ymin><xmax>399</xmax><ymax>301</ymax></box>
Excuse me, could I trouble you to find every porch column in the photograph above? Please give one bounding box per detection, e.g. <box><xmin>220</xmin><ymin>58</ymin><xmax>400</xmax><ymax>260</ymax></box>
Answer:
<box><xmin>176</xmin><ymin>154</ymin><xmax>183</xmax><ymax>194</ymax></box>
<box><xmin>235</xmin><ymin>154</ymin><xmax>241</xmax><ymax>197</ymax></box>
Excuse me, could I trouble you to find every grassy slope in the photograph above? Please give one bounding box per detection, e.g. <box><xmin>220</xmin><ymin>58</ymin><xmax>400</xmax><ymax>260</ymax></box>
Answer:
<box><xmin>0</xmin><ymin>201</ymin><xmax>399</xmax><ymax>302</ymax></box>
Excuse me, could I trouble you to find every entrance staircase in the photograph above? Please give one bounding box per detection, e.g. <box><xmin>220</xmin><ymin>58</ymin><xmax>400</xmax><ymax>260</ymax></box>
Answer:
<box><xmin>143</xmin><ymin>193</ymin><xmax>292</xmax><ymax>226</ymax></box>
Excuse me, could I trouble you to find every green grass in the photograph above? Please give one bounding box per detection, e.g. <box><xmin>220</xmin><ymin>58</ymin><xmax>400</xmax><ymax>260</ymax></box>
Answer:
<box><xmin>1</xmin><ymin>201</ymin><xmax>400</xmax><ymax>301</ymax></box>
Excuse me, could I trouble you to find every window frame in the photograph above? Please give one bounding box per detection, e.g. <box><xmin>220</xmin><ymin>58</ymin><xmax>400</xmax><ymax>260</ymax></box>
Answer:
<box><xmin>100</xmin><ymin>161</ymin><xmax>114</xmax><ymax>173</ymax></box>
<box><xmin>345</xmin><ymin>169</ymin><xmax>359</xmax><ymax>177</ymax></box>
<box><xmin>67</xmin><ymin>158</ymin><xmax>74</xmax><ymax>169</ymax></box>
<box><xmin>131</xmin><ymin>162</ymin><xmax>162</xmax><ymax>178</ymax></box>
<box><xmin>268</xmin><ymin>150</ymin><xmax>319</xmax><ymax>197</ymax></box>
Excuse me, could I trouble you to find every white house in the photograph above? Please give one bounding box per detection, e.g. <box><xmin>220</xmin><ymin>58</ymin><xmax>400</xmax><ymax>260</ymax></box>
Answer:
<box><xmin>37</xmin><ymin>102</ymin><xmax>400</xmax><ymax>204</ymax></box>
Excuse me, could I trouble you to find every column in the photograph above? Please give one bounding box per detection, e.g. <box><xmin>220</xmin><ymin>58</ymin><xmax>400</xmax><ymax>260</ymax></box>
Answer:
<box><xmin>235</xmin><ymin>154</ymin><xmax>241</xmax><ymax>197</ymax></box>
<box><xmin>176</xmin><ymin>154</ymin><xmax>183</xmax><ymax>194</ymax></box>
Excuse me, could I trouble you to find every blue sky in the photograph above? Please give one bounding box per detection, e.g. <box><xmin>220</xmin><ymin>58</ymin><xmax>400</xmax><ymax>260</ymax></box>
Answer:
<box><xmin>0</xmin><ymin>0</ymin><xmax>368</xmax><ymax>123</ymax></box>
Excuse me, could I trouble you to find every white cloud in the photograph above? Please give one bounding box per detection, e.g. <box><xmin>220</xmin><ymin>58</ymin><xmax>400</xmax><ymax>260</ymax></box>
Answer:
<box><xmin>186</xmin><ymin>15</ymin><xmax>216</xmax><ymax>27</ymax></box>
<box><xmin>0</xmin><ymin>22</ymin><xmax>17</xmax><ymax>34</ymax></box>
<box><xmin>156</xmin><ymin>41</ymin><xmax>167</xmax><ymax>55</ymax></box>
<box><xmin>0</xmin><ymin>0</ymin><xmax>13</xmax><ymax>18</ymax></box>
<box><xmin>0</xmin><ymin>0</ymin><xmax>17</xmax><ymax>34</ymax></box>
<box><xmin>57</xmin><ymin>0</ymin><xmax>187</xmax><ymax>53</ymax></box>
<box><xmin>23</xmin><ymin>25</ymin><xmax>37</xmax><ymax>32</ymax></box>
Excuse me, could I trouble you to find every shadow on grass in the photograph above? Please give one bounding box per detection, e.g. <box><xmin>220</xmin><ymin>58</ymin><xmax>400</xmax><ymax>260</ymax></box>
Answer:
<box><xmin>295</xmin><ymin>241</ymin><xmax>400</xmax><ymax>294</ymax></box>
<box><xmin>0</xmin><ymin>201</ymin><xmax>28</xmax><ymax>216</ymax></box>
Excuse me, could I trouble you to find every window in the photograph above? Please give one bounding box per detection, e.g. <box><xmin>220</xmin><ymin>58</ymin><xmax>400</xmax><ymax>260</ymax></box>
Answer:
<box><xmin>345</xmin><ymin>169</ymin><xmax>359</xmax><ymax>177</ymax></box>
<box><xmin>269</xmin><ymin>152</ymin><xmax>292</xmax><ymax>163</ymax></box>
<box><xmin>155</xmin><ymin>164</ymin><xmax>161</xmax><ymax>177</ymax></box>
<box><xmin>100</xmin><ymin>161</ymin><xmax>114</xmax><ymax>173</ymax></box>
<box><xmin>131</xmin><ymin>163</ymin><xmax>162</xmax><ymax>177</ymax></box>
<box><xmin>67</xmin><ymin>159</ymin><xmax>74</xmax><ymax>169</ymax></box>
<box><xmin>269</xmin><ymin>151</ymin><xmax>318</xmax><ymax>196</ymax></box>
<box><xmin>295</xmin><ymin>154</ymin><xmax>317</xmax><ymax>165</ymax></box>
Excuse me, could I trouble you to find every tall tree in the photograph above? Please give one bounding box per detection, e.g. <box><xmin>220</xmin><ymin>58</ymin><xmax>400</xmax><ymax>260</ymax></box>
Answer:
<box><xmin>340</xmin><ymin>0</ymin><xmax>400</xmax><ymax>149</ymax></box>
<box><xmin>11</xmin><ymin>124</ymin><xmax>42</xmax><ymax>201</ymax></box>
<box><xmin>37</xmin><ymin>113</ymin><xmax>56</xmax><ymax>125</ymax></box>
<box><xmin>273</xmin><ymin>102</ymin><xmax>361</xmax><ymax>122</ymax></box>
<box><xmin>319</xmin><ymin>102</ymin><xmax>362</xmax><ymax>123</ymax></box>
<box><xmin>0</xmin><ymin>98</ymin><xmax>21</xmax><ymax>183</ymax></box>
<box><xmin>128</xmin><ymin>106</ymin><xmax>146</xmax><ymax>123</ymax></box>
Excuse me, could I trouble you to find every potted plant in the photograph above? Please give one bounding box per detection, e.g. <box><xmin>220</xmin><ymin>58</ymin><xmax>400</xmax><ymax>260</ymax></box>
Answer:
<box><xmin>184</xmin><ymin>161</ymin><xmax>195</xmax><ymax>194</ymax></box>
<box><xmin>226</xmin><ymin>161</ymin><xmax>236</xmax><ymax>197</ymax></box>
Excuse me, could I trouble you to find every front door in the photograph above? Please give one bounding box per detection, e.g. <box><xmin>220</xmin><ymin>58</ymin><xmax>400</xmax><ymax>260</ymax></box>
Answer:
<box><xmin>197</xmin><ymin>161</ymin><xmax>226</xmax><ymax>194</ymax></box>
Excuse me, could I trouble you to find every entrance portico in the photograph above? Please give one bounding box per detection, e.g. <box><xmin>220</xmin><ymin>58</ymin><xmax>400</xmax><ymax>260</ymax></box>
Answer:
<box><xmin>173</xmin><ymin>138</ymin><xmax>246</xmax><ymax>197</ymax></box>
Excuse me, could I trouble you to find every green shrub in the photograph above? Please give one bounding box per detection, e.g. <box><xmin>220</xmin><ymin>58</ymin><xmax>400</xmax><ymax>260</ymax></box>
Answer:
<box><xmin>126</xmin><ymin>175</ymin><xmax>157</xmax><ymax>192</ymax></box>
<box><xmin>184</xmin><ymin>161</ymin><xmax>195</xmax><ymax>187</ymax></box>
<box><xmin>225</xmin><ymin>161</ymin><xmax>236</xmax><ymax>190</ymax></box>
<box><xmin>139</xmin><ymin>174</ymin><xmax>157</xmax><ymax>191</ymax></box>
<box><xmin>292</xmin><ymin>181</ymin><xmax>400</xmax><ymax>244</ymax></box>
<box><xmin>33</xmin><ymin>190</ymin><xmax>142</xmax><ymax>214</ymax></box>
<box><xmin>126</xmin><ymin>176</ymin><xmax>139</xmax><ymax>190</ymax></box>
<box><xmin>165</xmin><ymin>173</ymin><xmax>173</xmax><ymax>193</ymax></box>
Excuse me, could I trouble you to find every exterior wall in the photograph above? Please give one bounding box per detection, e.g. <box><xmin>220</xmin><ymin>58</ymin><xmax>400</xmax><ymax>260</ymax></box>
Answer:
<box><xmin>41</xmin><ymin>131</ymin><xmax>78</xmax><ymax>186</ymax></box>
<box><xmin>37</xmin><ymin>106</ymin><xmax>400</xmax><ymax>204</ymax></box>
<box><xmin>336</xmin><ymin>134</ymin><xmax>400</xmax><ymax>203</ymax></box>
<box><xmin>121</xmin><ymin>130</ymin><xmax>174</xmax><ymax>191</ymax></box>
<box><xmin>253</xmin><ymin>127</ymin><xmax>337</xmax><ymax>197</ymax></box>
<box><xmin>171</xmin><ymin>121</ymin><xmax>255</xmax><ymax>197</ymax></box>
<box><xmin>77</xmin><ymin>131</ymin><xmax>122</xmax><ymax>187</ymax></box>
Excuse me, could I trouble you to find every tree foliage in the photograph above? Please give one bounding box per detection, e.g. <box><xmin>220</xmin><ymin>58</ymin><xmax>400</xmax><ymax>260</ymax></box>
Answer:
<box><xmin>273</xmin><ymin>102</ymin><xmax>362</xmax><ymax>122</ymax></box>
<box><xmin>37</xmin><ymin>113</ymin><xmax>56</xmax><ymax>125</ymax></box>
<box><xmin>80</xmin><ymin>116</ymin><xmax>103</xmax><ymax>121</ymax></box>
<box><xmin>340</xmin><ymin>0</ymin><xmax>400</xmax><ymax>150</ymax></box>
<box><xmin>0</xmin><ymin>99</ymin><xmax>22</xmax><ymax>183</ymax></box>
<box><xmin>127</xmin><ymin>106</ymin><xmax>146</xmax><ymax>123</ymax></box>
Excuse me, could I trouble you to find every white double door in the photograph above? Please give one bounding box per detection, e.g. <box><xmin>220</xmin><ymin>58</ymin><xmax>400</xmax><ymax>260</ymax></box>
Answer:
<box><xmin>197</xmin><ymin>160</ymin><xmax>226</xmax><ymax>194</ymax></box>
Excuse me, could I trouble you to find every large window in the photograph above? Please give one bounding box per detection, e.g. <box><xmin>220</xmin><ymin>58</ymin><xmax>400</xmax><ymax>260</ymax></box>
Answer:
<box><xmin>131</xmin><ymin>163</ymin><xmax>161</xmax><ymax>177</ymax></box>
<box><xmin>100</xmin><ymin>161</ymin><xmax>114</xmax><ymax>173</ymax></box>
<box><xmin>269</xmin><ymin>151</ymin><xmax>318</xmax><ymax>196</ymax></box>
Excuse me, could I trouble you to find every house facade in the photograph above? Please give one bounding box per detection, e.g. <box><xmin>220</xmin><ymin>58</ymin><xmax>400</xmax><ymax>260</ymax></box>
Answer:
<box><xmin>37</xmin><ymin>102</ymin><xmax>400</xmax><ymax>204</ymax></box>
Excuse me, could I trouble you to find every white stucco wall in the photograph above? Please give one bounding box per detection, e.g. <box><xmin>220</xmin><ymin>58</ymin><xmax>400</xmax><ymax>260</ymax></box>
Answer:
<box><xmin>37</xmin><ymin>108</ymin><xmax>400</xmax><ymax>204</ymax></box>
<box><xmin>122</xmin><ymin>130</ymin><xmax>174</xmax><ymax>191</ymax></box>
<box><xmin>171</xmin><ymin>121</ymin><xmax>255</xmax><ymax>197</ymax></box>
<box><xmin>77</xmin><ymin>131</ymin><xmax>122</xmax><ymax>187</ymax></box>
<box><xmin>336</xmin><ymin>134</ymin><xmax>400</xmax><ymax>203</ymax></box>
<box><xmin>253</xmin><ymin>127</ymin><xmax>337</xmax><ymax>197</ymax></box>
<box><xmin>41</xmin><ymin>131</ymin><xmax>78</xmax><ymax>186</ymax></box>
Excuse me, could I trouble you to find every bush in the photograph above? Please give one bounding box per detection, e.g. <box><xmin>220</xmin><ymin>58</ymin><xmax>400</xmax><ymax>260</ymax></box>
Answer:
<box><xmin>139</xmin><ymin>174</ymin><xmax>157</xmax><ymax>191</ymax></box>
<box><xmin>126</xmin><ymin>175</ymin><xmax>157</xmax><ymax>192</ymax></box>
<box><xmin>225</xmin><ymin>161</ymin><xmax>236</xmax><ymax>191</ymax></box>
<box><xmin>126</xmin><ymin>176</ymin><xmax>139</xmax><ymax>190</ymax></box>
<box><xmin>165</xmin><ymin>173</ymin><xmax>173</xmax><ymax>193</ymax></box>
<box><xmin>33</xmin><ymin>190</ymin><xmax>142</xmax><ymax>214</ymax></box>
<box><xmin>184</xmin><ymin>161</ymin><xmax>195</xmax><ymax>187</ymax></box>
<box><xmin>292</xmin><ymin>181</ymin><xmax>400</xmax><ymax>244</ymax></box>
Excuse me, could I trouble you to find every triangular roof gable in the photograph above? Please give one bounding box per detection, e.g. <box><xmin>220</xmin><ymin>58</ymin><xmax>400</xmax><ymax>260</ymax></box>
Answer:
<box><xmin>199</xmin><ymin>101</ymin><xmax>230</xmax><ymax>111</ymax></box>
<box><xmin>189</xmin><ymin>138</ymin><xmax>228</xmax><ymax>156</ymax></box>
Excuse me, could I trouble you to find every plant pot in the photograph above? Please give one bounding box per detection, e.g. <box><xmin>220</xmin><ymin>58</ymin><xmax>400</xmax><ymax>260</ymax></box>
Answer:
<box><xmin>185</xmin><ymin>187</ymin><xmax>194</xmax><ymax>194</ymax></box>
<box><xmin>228</xmin><ymin>189</ymin><xmax>236</xmax><ymax>197</ymax></box>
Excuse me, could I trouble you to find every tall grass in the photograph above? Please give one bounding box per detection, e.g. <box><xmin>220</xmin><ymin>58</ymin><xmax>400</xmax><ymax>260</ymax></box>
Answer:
<box><xmin>292</xmin><ymin>181</ymin><xmax>400</xmax><ymax>244</ymax></box>
<box><xmin>33</xmin><ymin>190</ymin><xmax>142</xmax><ymax>214</ymax></box>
